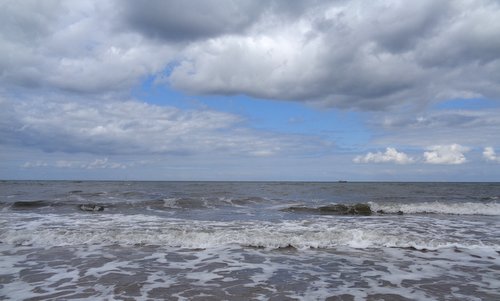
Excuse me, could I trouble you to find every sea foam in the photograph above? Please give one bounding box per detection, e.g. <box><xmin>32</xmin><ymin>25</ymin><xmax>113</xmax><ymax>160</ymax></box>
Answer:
<box><xmin>2</xmin><ymin>213</ymin><xmax>498</xmax><ymax>251</ymax></box>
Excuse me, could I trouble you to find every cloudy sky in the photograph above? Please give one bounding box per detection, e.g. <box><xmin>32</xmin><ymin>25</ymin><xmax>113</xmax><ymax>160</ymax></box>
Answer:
<box><xmin>1</xmin><ymin>0</ymin><xmax>500</xmax><ymax>181</ymax></box>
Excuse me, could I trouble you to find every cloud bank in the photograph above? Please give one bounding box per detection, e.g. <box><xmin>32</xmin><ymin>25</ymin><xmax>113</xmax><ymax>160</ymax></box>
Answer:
<box><xmin>0</xmin><ymin>97</ymin><xmax>325</xmax><ymax>158</ymax></box>
<box><xmin>2</xmin><ymin>0</ymin><xmax>499</xmax><ymax>110</ymax></box>
<box><xmin>164</xmin><ymin>0</ymin><xmax>500</xmax><ymax>110</ymax></box>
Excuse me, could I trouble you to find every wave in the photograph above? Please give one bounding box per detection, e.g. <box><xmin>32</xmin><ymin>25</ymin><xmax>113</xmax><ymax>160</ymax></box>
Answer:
<box><xmin>369</xmin><ymin>201</ymin><xmax>500</xmax><ymax>216</ymax></box>
<box><xmin>282</xmin><ymin>201</ymin><xmax>500</xmax><ymax>216</ymax></box>
<box><xmin>0</xmin><ymin>196</ymin><xmax>268</xmax><ymax>211</ymax></box>
<box><xmin>10</xmin><ymin>200</ymin><xmax>62</xmax><ymax>209</ymax></box>
<box><xmin>135</xmin><ymin>196</ymin><xmax>268</xmax><ymax>210</ymax></box>
<box><xmin>3</xmin><ymin>198</ymin><xmax>499</xmax><ymax>216</ymax></box>
<box><xmin>2</xmin><ymin>214</ymin><xmax>498</xmax><ymax>251</ymax></box>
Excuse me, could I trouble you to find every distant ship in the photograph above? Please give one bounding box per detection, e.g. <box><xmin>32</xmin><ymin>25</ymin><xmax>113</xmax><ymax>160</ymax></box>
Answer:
<box><xmin>338</xmin><ymin>180</ymin><xmax>348</xmax><ymax>183</ymax></box>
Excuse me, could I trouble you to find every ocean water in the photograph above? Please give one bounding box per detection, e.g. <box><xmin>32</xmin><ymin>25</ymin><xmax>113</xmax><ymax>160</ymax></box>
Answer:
<box><xmin>1</xmin><ymin>181</ymin><xmax>499</xmax><ymax>300</ymax></box>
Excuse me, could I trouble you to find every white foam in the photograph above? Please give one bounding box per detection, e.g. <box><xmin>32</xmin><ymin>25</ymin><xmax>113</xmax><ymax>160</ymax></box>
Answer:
<box><xmin>162</xmin><ymin>198</ymin><xmax>180</xmax><ymax>208</ymax></box>
<box><xmin>369</xmin><ymin>201</ymin><xmax>500</xmax><ymax>215</ymax></box>
<box><xmin>1</xmin><ymin>213</ymin><xmax>498</xmax><ymax>252</ymax></box>
<box><xmin>185</xmin><ymin>272</ymin><xmax>224</xmax><ymax>285</ymax></box>
<box><xmin>1</xmin><ymin>241</ymin><xmax>499</xmax><ymax>301</ymax></box>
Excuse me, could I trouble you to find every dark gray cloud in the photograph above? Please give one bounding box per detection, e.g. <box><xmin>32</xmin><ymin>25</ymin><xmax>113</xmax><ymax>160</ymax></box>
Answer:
<box><xmin>121</xmin><ymin>0</ymin><xmax>341</xmax><ymax>42</ymax></box>
<box><xmin>415</xmin><ymin>1</ymin><xmax>500</xmax><ymax>67</ymax></box>
<box><xmin>0</xmin><ymin>0</ymin><xmax>62</xmax><ymax>42</ymax></box>
<box><xmin>123</xmin><ymin>0</ymin><xmax>265</xmax><ymax>42</ymax></box>
<box><xmin>368</xmin><ymin>2</ymin><xmax>452</xmax><ymax>54</ymax></box>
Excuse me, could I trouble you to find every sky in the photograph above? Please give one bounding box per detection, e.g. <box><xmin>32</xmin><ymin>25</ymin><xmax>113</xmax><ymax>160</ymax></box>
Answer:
<box><xmin>1</xmin><ymin>0</ymin><xmax>500</xmax><ymax>181</ymax></box>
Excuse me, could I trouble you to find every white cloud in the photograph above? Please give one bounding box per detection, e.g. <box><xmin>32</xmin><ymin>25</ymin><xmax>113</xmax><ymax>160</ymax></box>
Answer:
<box><xmin>168</xmin><ymin>29</ymin><xmax>328</xmax><ymax>101</ymax></box>
<box><xmin>423</xmin><ymin>144</ymin><xmax>469</xmax><ymax>165</ymax></box>
<box><xmin>1</xmin><ymin>97</ymin><xmax>325</xmax><ymax>158</ymax></box>
<box><xmin>483</xmin><ymin>147</ymin><xmax>500</xmax><ymax>163</ymax></box>
<box><xmin>353</xmin><ymin>147</ymin><xmax>414</xmax><ymax>164</ymax></box>
<box><xmin>355</xmin><ymin>145</ymin><xmax>478</xmax><ymax>165</ymax></box>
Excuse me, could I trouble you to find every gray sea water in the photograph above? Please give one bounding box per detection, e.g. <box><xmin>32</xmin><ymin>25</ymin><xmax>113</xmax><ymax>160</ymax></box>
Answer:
<box><xmin>1</xmin><ymin>181</ymin><xmax>499</xmax><ymax>300</ymax></box>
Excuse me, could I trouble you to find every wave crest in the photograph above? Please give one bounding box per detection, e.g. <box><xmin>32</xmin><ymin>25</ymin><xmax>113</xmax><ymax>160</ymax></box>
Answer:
<box><xmin>369</xmin><ymin>201</ymin><xmax>500</xmax><ymax>216</ymax></box>
<box><xmin>281</xmin><ymin>201</ymin><xmax>500</xmax><ymax>216</ymax></box>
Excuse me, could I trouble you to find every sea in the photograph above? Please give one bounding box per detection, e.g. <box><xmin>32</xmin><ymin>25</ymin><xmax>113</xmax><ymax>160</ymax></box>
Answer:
<box><xmin>1</xmin><ymin>181</ymin><xmax>499</xmax><ymax>301</ymax></box>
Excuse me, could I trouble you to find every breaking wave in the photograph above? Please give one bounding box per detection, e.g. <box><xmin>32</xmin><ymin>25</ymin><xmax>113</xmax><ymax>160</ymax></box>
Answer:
<box><xmin>282</xmin><ymin>201</ymin><xmax>500</xmax><ymax>216</ymax></box>
<box><xmin>369</xmin><ymin>201</ymin><xmax>500</xmax><ymax>216</ymax></box>
<box><xmin>3</xmin><ymin>198</ymin><xmax>499</xmax><ymax>216</ymax></box>
<box><xmin>1</xmin><ymin>213</ymin><xmax>498</xmax><ymax>251</ymax></box>
<box><xmin>1</xmin><ymin>196</ymin><xmax>268</xmax><ymax>211</ymax></box>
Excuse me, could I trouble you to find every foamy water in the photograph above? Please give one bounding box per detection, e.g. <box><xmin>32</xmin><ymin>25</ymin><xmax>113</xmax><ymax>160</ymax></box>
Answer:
<box><xmin>1</xmin><ymin>181</ymin><xmax>499</xmax><ymax>300</ymax></box>
<box><xmin>2</xmin><ymin>213</ymin><xmax>499</xmax><ymax>251</ymax></box>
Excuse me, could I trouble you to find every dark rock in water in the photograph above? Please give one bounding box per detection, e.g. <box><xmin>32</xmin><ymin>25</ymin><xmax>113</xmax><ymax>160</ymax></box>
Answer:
<box><xmin>376</xmin><ymin>210</ymin><xmax>385</xmax><ymax>214</ymax></box>
<box><xmin>79</xmin><ymin>204</ymin><xmax>104</xmax><ymax>212</ymax></box>
<box><xmin>397</xmin><ymin>210</ymin><xmax>404</xmax><ymax>215</ymax></box>
<box><xmin>408</xmin><ymin>246</ymin><xmax>430</xmax><ymax>252</ymax></box>
<box><xmin>283</xmin><ymin>203</ymin><xmax>372</xmax><ymax>215</ymax></box>
<box><xmin>319</xmin><ymin>203</ymin><xmax>372</xmax><ymax>215</ymax></box>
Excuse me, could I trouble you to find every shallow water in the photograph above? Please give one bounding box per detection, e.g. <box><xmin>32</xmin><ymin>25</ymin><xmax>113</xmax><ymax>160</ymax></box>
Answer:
<box><xmin>1</xmin><ymin>181</ymin><xmax>499</xmax><ymax>300</ymax></box>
